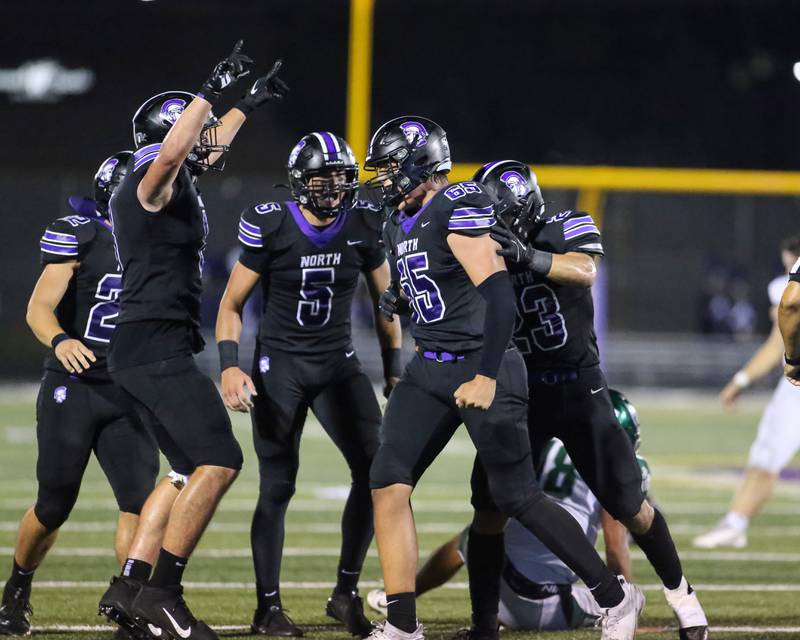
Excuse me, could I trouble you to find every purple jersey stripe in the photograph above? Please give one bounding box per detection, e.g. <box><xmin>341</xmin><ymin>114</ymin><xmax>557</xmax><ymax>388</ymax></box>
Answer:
<box><xmin>564</xmin><ymin>224</ymin><xmax>600</xmax><ymax>240</ymax></box>
<box><xmin>40</xmin><ymin>241</ymin><xmax>79</xmax><ymax>255</ymax></box>
<box><xmin>43</xmin><ymin>231</ymin><xmax>78</xmax><ymax>243</ymax></box>
<box><xmin>451</xmin><ymin>205</ymin><xmax>495</xmax><ymax>219</ymax></box>
<box><xmin>563</xmin><ymin>215</ymin><xmax>594</xmax><ymax>231</ymax></box>
<box><xmin>133</xmin><ymin>152</ymin><xmax>160</xmax><ymax>171</ymax></box>
<box><xmin>448</xmin><ymin>218</ymin><xmax>497</xmax><ymax>229</ymax></box>
<box><xmin>133</xmin><ymin>143</ymin><xmax>161</xmax><ymax>161</ymax></box>
<box><xmin>238</xmin><ymin>232</ymin><xmax>263</xmax><ymax>248</ymax></box>
<box><xmin>239</xmin><ymin>218</ymin><xmax>261</xmax><ymax>235</ymax></box>
<box><xmin>238</xmin><ymin>224</ymin><xmax>261</xmax><ymax>240</ymax></box>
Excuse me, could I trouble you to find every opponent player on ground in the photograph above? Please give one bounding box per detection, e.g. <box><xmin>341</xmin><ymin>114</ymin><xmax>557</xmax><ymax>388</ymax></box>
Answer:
<box><xmin>780</xmin><ymin>249</ymin><xmax>800</xmax><ymax>384</ymax></box>
<box><xmin>0</xmin><ymin>154</ymin><xmax>159</xmax><ymax>636</ymax></box>
<box><xmin>367</xmin><ymin>390</ymin><xmax>650</xmax><ymax>632</ymax></box>
<box><xmin>215</xmin><ymin>132</ymin><xmax>400</xmax><ymax>637</ymax></box>
<box><xmin>466</xmin><ymin>161</ymin><xmax>707</xmax><ymax>640</ymax></box>
<box><xmin>97</xmin><ymin>42</ymin><xmax>289</xmax><ymax>640</ymax></box>
<box><xmin>365</xmin><ymin>117</ymin><xmax>642</xmax><ymax>640</ymax></box>
<box><xmin>694</xmin><ymin>236</ymin><xmax>800</xmax><ymax>549</ymax></box>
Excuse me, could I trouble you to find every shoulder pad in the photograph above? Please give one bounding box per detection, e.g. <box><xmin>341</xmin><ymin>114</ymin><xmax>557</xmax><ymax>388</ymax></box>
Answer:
<box><xmin>351</xmin><ymin>201</ymin><xmax>384</xmax><ymax>232</ymax></box>
<box><xmin>40</xmin><ymin>216</ymin><xmax>96</xmax><ymax>260</ymax></box>
<box><xmin>440</xmin><ymin>182</ymin><xmax>496</xmax><ymax>233</ymax></box>
<box><xmin>238</xmin><ymin>202</ymin><xmax>285</xmax><ymax>250</ymax></box>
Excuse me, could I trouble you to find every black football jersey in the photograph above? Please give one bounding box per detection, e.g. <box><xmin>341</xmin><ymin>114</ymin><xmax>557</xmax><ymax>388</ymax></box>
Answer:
<box><xmin>39</xmin><ymin>213</ymin><xmax>121</xmax><ymax>380</ymax></box>
<box><xmin>237</xmin><ymin>200</ymin><xmax>386</xmax><ymax>354</ymax></box>
<box><xmin>110</xmin><ymin>145</ymin><xmax>209</xmax><ymax>328</ymax></box>
<box><xmin>510</xmin><ymin>210</ymin><xmax>604</xmax><ymax>369</ymax></box>
<box><xmin>383</xmin><ymin>181</ymin><xmax>498</xmax><ymax>353</ymax></box>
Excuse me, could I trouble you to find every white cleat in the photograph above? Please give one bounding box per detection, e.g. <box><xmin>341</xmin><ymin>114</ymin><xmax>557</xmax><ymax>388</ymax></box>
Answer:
<box><xmin>367</xmin><ymin>621</ymin><xmax>424</xmax><ymax>640</ymax></box>
<box><xmin>600</xmin><ymin>578</ymin><xmax>645</xmax><ymax>640</ymax></box>
<box><xmin>366</xmin><ymin>590</ymin><xmax>388</xmax><ymax>616</ymax></box>
<box><xmin>664</xmin><ymin>577</ymin><xmax>709</xmax><ymax>640</ymax></box>
<box><xmin>692</xmin><ymin>522</ymin><xmax>747</xmax><ymax>549</ymax></box>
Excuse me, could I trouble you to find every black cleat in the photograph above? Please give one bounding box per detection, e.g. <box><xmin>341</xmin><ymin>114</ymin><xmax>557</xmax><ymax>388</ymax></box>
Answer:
<box><xmin>251</xmin><ymin>605</ymin><xmax>304</xmax><ymax>637</ymax></box>
<box><xmin>326</xmin><ymin>591</ymin><xmax>372</xmax><ymax>637</ymax></box>
<box><xmin>0</xmin><ymin>587</ymin><xmax>32</xmax><ymax>636</ymax></box>
<box><xmin>132</xmin><ymin>584</ymin><xmax>216</xmax><ymax>640</ymax></box>
<box><xmin>679</xmin><ymin>627</ymin><xmax>709</xmax><ymax>640</ymax></box>
<box><xmin>452</xmin><ymin>626</ymin><xmax>499</xmax><ymax>640</ymax></box>
<box><xmin>99</xmin><ymin>576</ymin><xmax>159</xmax><ymax>640</ymax></box>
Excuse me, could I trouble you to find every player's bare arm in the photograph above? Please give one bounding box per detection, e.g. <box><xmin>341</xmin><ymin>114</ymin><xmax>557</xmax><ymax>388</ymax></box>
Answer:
<box><xmin>779</xmin><ymin>281</ymin><xmax>800</xmax><ymax>385</ymax></box>
<box><xmin>364</xmin><ymin>260</ymin><xmax>403</xmax><ymax>396</ymax></box>
<box><xmin>216</xmin><ymin>261</ymin><xmax>261</xmax><ymax>412</ymax></box>
<box><xmin>601</xmin><ymin>510</ymin><xmax>633</xmax><ymax>581</ymax></box>
<box><xmin>26</xmin><ymin>262</ymin><xmax>96</xmax><ymax>374</ymax></box>
<box><xmin>447</xmin><ymin>233</ymin><xmax>508</xmax><ymax>410</ymax></box>
<box><xmin>720</xmin><ymin>309</ymin><xmax>785</xmax><ymax>407</ymax></box>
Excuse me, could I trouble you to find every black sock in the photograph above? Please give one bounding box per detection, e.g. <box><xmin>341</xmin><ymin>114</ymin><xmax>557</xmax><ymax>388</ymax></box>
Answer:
<box><xmin>466</xmin><ymin>528</ymin><xmax>503</xmax><ymax>632</ymax></box>
<box><xmin>631</xmin><ymin>508</ymin><xmax>683</xmax><ymax>590</ymax></box>
<box><xmin>334</xmin><ymin>568</ymin><xmax>360</xmax><ymax>595</ymax></box>
<box><xmin>515</xmin><ymin>495</ymin><xmax>623</xmax><ymax>608</ymax></box>
<box><xmin>386</xmin><ymin>591</ymin><xmax>417</xmax><ymax>633</ymax></box>
<box><xmin>121</xmin><ymin>558</ymin><xmax>152</xmax><ymax>582</ymax></box>
<box><xmin>3</xmin><ymin>560</ymin><xmax>35</xmax><ymax>601</ymax></box>
<box><xmin>149</xmin><ymin>549</ymin><xmax>188</xmax><ymax>588</ymax></box>
<box><xmin>257</xmin><ymin>585</ymin><xmax>281</xmax><ymax>610</ymax></box>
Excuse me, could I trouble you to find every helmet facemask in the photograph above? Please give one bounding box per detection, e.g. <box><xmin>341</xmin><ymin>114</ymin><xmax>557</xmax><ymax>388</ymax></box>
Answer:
<box><xmin>364</xmin><ymin>148</ymin><xmax>432</xmax><ymax>209</ymax></box>
<box><xmin>294</xmin><ymin>167</ymin><xmax>359</xmax><ymax>221</ymax></box>
<box><xmin>186</xmin><ymin>119</ymin><xmax>229</xmax><ymax>175</ymax></box>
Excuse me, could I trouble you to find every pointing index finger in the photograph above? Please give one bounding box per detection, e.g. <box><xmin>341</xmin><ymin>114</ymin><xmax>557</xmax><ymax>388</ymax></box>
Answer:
<box><xmin>269</xmin><ymin>59</ymin><xmax>283</xmax><ymax>75</ymax></box>
<box><xmin>231</xmin><ymin>39</ymin><xmax>244</xmax><ymax>56</ymax></box>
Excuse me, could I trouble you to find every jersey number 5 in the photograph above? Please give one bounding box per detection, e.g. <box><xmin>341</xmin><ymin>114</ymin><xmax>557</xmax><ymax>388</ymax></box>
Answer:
<box><xmin>84</xmin><ymin>273</ymin><xmax>122</xmax><ymax>343</ymax></box>
<box><xmin>297</xmin><ymin>267</ymin><xmax>334</xmax><ymax>327</ymax></box>
<box><xmin>513</xmin><ymin>283</ymin><xmax>567</xmax><ymax>352</ymax></box>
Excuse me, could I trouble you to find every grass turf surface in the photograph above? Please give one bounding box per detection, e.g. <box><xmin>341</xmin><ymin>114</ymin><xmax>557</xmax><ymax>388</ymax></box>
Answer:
<box><xmin>1</xmin><ymin>388</ymin><xmax>799</xmax><ymax>639</ymax></box>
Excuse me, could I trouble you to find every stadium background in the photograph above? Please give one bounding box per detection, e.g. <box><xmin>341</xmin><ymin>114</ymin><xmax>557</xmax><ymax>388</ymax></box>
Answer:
<box><xmin>1</xmin><ymin>1</ymin><xmax>800</xmax><ymax>638</ymax></box>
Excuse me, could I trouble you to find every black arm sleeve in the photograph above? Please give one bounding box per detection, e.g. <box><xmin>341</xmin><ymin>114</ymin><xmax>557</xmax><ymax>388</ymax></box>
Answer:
<box><xmin>476</xmin><ymin>271</ymin><xmax>516</xmax><ymax>379</ymax></box>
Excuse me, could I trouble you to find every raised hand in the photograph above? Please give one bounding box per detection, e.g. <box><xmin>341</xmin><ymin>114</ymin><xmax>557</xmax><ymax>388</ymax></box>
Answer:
<box><xmin>236</xmin><ymin>59</ymin><xmax>290</xmax><ymax>115</ymax></box>
<box><xmin>200</xmin><ymin>39</ymin><xmax>253</xmax><ymax>101</ymax></box>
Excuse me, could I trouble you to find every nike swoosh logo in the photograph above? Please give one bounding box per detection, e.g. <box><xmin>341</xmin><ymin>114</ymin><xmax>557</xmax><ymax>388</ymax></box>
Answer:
<box><xmin>591</xmin><ymin>387</ymin><xmax>605</xmax><ymax>395</ymax></box>
<box><xmin>345</xmin><ymin>351</ymin><xmax>355</xmax><ymax>358</ymax></box>
<box><xmin>421</xmin><ymin>221</ymin><xmax>431</xmax><ymax>227</ymax></box>
<box><xmin>250</xmin><ymin>84</ymin><xmax>259</xmax><ymax>95</ymax></box>
<box><xmin>385</xmin><ymin>599</ymin><xmax>399</xmax><ymax>606</ymax></box>
<box><xmin>347</xmin><ymin>240</ymin><xmax>363</xmax><ymax>245</ymax></box>
<box><xmin>148</xmin><ymin>624</ymin><xmax>163</xmax><ymax>637</ymax></box>
<box><xmin>162</xmin><ymin>608</ymin><xmax>192</xmax><ymax>638</ymax></box>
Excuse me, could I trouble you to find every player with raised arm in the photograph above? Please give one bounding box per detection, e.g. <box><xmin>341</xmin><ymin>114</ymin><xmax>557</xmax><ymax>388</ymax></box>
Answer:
<box><xmin>464</xmin><ymin>161</ymin><xmax>707</xmax><ymax>640</ymax></box>
<box><xmin>367</xmin><ymin>391</ymin><xmax>651</xmax><ymax>633</ymax></box>
<box><xmin>97</xmin><ymin>42</ymin><xmax>289</xmax><ymax>640</ymax></box>
<box><xmin>215</xmin><ymin>132</ymin><xmax>400</xmax><ymax>637</ymax></box>
<box><xmin>694</xmin><ymin>236</ymin><xmax>800</xmax><ymax>549</ymax></box>
<box><xmin>364</xmin><ymin>118</ymin><xmax>642</xmax><ymax>640</ymax></box>
<box><xmin>0</xmin><ymin>155</ymin><xmax>159</xmax><ymax>637</ymax></box>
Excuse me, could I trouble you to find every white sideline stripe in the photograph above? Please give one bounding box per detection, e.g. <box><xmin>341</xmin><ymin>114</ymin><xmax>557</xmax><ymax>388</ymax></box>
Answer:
<box><xmin>8</xmin><ymin>581</ymin><xmax>800</xmax><ymax>593</ymax></box>
<box><xmin>3</xmin><ymin>546</ymin><xmax>800</xmax><ymax>563</ymax></box>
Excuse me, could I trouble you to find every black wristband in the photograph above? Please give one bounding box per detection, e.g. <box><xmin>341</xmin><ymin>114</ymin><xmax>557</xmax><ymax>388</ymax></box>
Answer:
<box><xmin>530</xmin><ymin>249</ymin><xmax>553</xmax><ymax>276</ymax></box>
<box><xmin>476</xmin><ymin>272</ymin><xmax>516</xmax><ymax>379</ymax></box>
<box><xmin>196</xmin><ymin>89</ymin><xmax>218</xmax><ymax>104</ymax></box>
<box><xmin>51</xmin><ymin>333</ymin><xmax>69</xmax><ymax>349</ymax></box>
<box><xmin>218</xmin><ymin>340</ymin><xmax>239</xmax><ymax>372</ymax></box>
<box><xmin>786</xmin><ymin>353</ymin><xmax>800</xmax><ymax>367</ymax></box>
<box><xmin>234</xmin><ymin>99</ymin><xmax>255</xmax><ymax>116</ymax></box>
<box><xmin>381</xmin><ymin>348</ymin><xmax>403</xmax><ymax>380</ymax></box>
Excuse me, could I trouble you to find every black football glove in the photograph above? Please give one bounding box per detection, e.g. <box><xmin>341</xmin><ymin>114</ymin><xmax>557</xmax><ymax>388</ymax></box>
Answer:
<box><xmin>490</xmin><ymin>223</ymin><xmax>535</xmax><ymax>266</ymax></box>
<box><xmin>200</xmin><ymin>40</ymin><xmax>253</xmax><ymax>102</ymax></box>
<box><xmin>378</xmin><ymin>282</ymin><xmax>410</xmax><ymax>321</ymax></box>
<box><xmin>236</xmin><ymin>59</ymin><xmax>290</xmax><ymax>115</ymax></box>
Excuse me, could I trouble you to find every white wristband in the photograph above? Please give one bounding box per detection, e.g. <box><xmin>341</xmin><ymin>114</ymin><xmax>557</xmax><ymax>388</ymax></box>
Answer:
<box><xmin>733</xmin><ymin>371</ymin><xmax>751</xmax><ymax>388</ymax></box>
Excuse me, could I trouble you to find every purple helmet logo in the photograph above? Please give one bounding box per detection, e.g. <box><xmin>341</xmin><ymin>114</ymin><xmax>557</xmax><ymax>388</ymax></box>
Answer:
<box><xmin>288</xmin><ymin>139</ymin><xmax>307</xmax><ymax>168</ymax></box>
<box><xmin>53</xmin><ymin>386</ymin><xmax>67</xmax><ymax>404</ymax></box>
<box><xmin>400</xmin><ymin>121</ymin><xmax>428</xmax><ymax>147</ymax></box>
<box><xmin>499</xmin><ymin>170</ymin><xmax>529</xmax><ymax>198</ymax></box>
<box><xmin>96</xmin><ymin>158</ymin><xmax>118</xmax><ymax>186</ymax></box>
<box><xmin>160</xmin><ymin>98</ymin><xmax>186</xmax><ymax>125</ymax></box>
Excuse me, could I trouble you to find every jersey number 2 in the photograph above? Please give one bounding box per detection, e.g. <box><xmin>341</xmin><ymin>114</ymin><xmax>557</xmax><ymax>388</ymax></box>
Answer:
<box><xmin>297</xmin><ymin>267</ymin><xmax>334</xmax><ymax>327</ymax></box>
<box><xmin>84</xmin><ymin>273</ymin><xmax>122</xmax><ymax>343</ymax></box>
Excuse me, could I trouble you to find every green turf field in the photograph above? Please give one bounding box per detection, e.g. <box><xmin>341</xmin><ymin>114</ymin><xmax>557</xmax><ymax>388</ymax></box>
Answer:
<box><xmin>1</xmin><ymin>387</ymin><xmax>799</xmax><ymax>639</ymax></box>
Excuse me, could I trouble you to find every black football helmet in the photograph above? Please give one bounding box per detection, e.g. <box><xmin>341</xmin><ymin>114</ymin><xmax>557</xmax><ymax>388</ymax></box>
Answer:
<box><xmin>131</xmin><ymin>91</ymin><xmax>227</xmax><ymax>174</ymax></box>
<box><xmin>364</xmin><ymin>116</ymin><xmax>451</xmax><ymax>207</ymax></box>
<box><xmin>472</xmin><ymin>160</ymin><xmax>545</xmax><ymax>241</ymax></box>
<box><xmin>287</xmin><ymin>132</ymin><xmax>359</xmax><ymax>220</ymax></box>
<box><xmin>94</xmin><ymin>151</ymin><xmax>132</xmax><ymax>216</ymax></box>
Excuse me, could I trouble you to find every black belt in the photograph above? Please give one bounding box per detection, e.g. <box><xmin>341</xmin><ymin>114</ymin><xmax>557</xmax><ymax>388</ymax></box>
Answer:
<box><xmin>416</xmin><ymin>345</ymin><xmax>471</xmax><ymax>363</ymax></box>
<box><xmin>502</xmin><ymin>557</ymin><xmax>571</xmax><ymax>600</ymax></box>
<box><xmin>527</xmin><ymin>369</ymin><xmax>579</xmax><ymax>385</ymax></box>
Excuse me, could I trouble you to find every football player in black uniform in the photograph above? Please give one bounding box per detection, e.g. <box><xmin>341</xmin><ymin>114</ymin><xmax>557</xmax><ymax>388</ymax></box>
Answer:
<box><xmin>216</xmin><ymin>132</ymin><xmax>400</xmax><ymax>637</ymax></box>
<box><xmin>365</xmin><ymin>117</ymin><xmax>642</xmax><ymax>640</ymax></box>
<box><xmin>471</xmin><ymin>160</ymin><xmax>708</xmax><ymax>640</ymax></box>
<box><xmin>97</xmin><ymin>42</ymin><xmax>289</xmax><ymax>640</ymax></box>
<box><xmin>0</xmin><ymin>153</ymin><xmax>159</xmax><ymax>636</ymax></box>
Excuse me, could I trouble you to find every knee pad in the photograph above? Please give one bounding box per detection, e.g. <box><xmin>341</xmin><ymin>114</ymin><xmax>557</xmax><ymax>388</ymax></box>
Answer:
<box><xmin>258</xmin><ymin>478</ymin><xmax>296</xmax><ymax>505</ymax></box>
<box><xmin>34</xmin><ymin>483</ymin><xmax>80</xmax><ymax>530</ymax></box>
